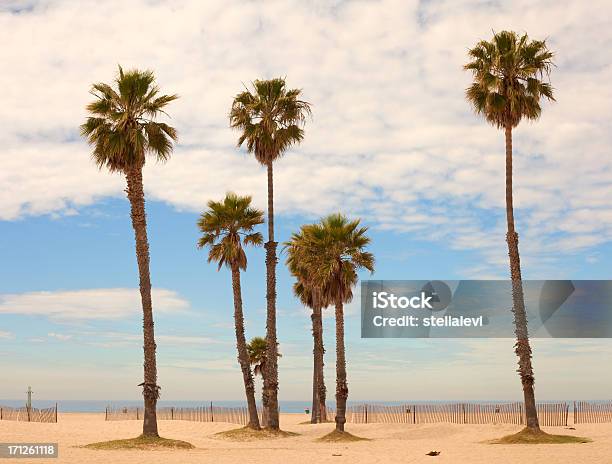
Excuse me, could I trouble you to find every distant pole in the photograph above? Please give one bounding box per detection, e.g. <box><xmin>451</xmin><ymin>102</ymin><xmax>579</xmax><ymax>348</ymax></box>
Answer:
<box><xmin>55</xmin><ymin>403</ymin><xmax>58</xmax><ymax>423</ymax></box>
<box><xmin>26</xmin><ymin>386</ymin><xmax>33</xmax><ymax>409</ymax></box>
<box><xmin>210</xmin><ymin>401</ymin><xmax>214</xmax><ymax>422</ymax></box>
<box><xmin>26</xmin><ymin>386</ymin><xmax>33</xmax><ymax>422</ymax></box>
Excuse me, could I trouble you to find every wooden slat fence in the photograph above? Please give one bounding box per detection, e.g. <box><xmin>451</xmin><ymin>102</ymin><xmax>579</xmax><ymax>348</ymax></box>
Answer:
<box><xmin>0</xmin><ymin>405</ymin><xmax>58</xmax><ymax>423</ymax></box>
<box><xmin>345</xmin><ymin>402</ymin><xmax>568</xmax><ymax>426</ymax></box>
<box><xmin>463</xmin><ymin>402</ymin><xmax>523</xmax><ymax>425</ymax></box>
<box><xmin>537</xmin><ymin>403</ymin><xmax>569</xmax><ymax>426</ymax></box>
<box><xmin>574</xmin><ymin>401</ymin><xmax>612</xmax><ymax>424</ymax></box>
<box><xmin>105</xmin><ymin>404</ymin><xmax>250</xmax><ymax>425</ymax></box>
<box><xmin>105</xmin><ymin>406</ymin><xmax>142</xmax><ymax>420</ymax></box>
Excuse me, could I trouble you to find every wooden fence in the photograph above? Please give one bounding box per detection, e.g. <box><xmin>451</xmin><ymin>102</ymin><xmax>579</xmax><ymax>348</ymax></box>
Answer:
<box><xmin>537</xmin><ymin>403</ymin><xmax>569</xmax><ymax>426</ymax></box>
<box><xmin>345</xmin><ymin>402</ymin><xmax>568</xmax><ymax>426</ymax></box>
<box><xmin>0</xmin><ymin>405</ymin><xmax>58</xmax><ymax>423</ymax></box>
<box><xmin>574</xmin><ymin>401</ymin><xmax>612</xmax><ymax>424</ymax></box>
<box><xmin>105</xmin><ymin>406</ymin><xmax>142</xmax><ymax>420</ymax></box>
<box><xmin>106</xmin><ymin>401</ymin><xmax>612</xmax><ymax>426</ymax></box>
<box><xmin>105</xmin><ymin>404</ymin><xmax>250</xmax><ymax>425</ymax></box>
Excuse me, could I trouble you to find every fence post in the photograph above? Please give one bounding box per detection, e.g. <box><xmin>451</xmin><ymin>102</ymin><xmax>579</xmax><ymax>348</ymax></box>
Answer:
<box><xmin>1</xmin><ymin>407</ymin><xmax>2</xmax><ymax>420</ymax></box>
<box><xmin>210</xmin><ymin>402</ymin><xmax>214</xmax><ymax>422</ymax></box>
<box><xmin>364</xmin><ymin>404</ymin><xmax>368</xmax><ymax>424</ymax></box>
<box><xmin>55</xmin><ymin>403</ymin><xmax>58</xmax><ymax>423</ymax></box>
<box><xmin>413</xmin><ymin>405</ymin><xmax>416</xmax><ymax>424</ymax></box>
<box><xmin>171</xmin><ymin>407</ymin><xmax>174</xmax><ymax>420</ymax></box>
<box><xmin>136</xmin><ymin>408</ymin><xmax>139</xmax><ymax>420</ymax></box>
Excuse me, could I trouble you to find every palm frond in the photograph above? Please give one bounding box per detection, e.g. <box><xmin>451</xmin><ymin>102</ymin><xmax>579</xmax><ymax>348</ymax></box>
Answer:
<box><xmin>464</xmin><ymin>30</ymin><xmax>555</xmax><ymax>128</ymax></box>
<box><xmin>285</xmin><ymin>214</ymin><xmax>374</xmax><ymax>308</ymax></box>
<box><xmin>229</xmin><ymin>78</ymin><xmax>311</xmax><ymax>165</ymax></box>
<box><xmin>196</xmin><ymin>192</ymin><xmax>264</xmax><ymax>270</ymax></box>
<box><xmin>81</xmin><ymin>66</ymin><xmax>178</xmax><ymax>173</ymax></box>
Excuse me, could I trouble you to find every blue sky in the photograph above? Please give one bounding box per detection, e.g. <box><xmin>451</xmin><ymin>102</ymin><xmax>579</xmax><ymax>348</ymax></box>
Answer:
<box><xmin>1</xmin><ymin>0</ymin><xmax>611</xmax><ymax>402</ymax></box>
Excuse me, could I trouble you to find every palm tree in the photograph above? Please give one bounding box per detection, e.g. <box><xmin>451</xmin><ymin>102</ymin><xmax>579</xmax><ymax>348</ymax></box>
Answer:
<box><xmin>247</xmin><ymin>336</ymin><xmax>269</xmax><ymax>378</ymax></box>
<box><xmin>80</xmin><ymin>66</ymin><xmax>178</xmax><ymax>437</ymax></box>
<box><xmin>246</xmin><ymin>336</ymin><xmax>282</xmax><ymax>427</ymax></box>
<box><xmin>285</xmin><ymin>230</ymin><xmax>329</xmax><ymax>424</ymax></box>
<box><xmin>465</xmin><ymin>31</ymin><xmax>555</xmax><ymax>431</ymax></box>
<box><xmin>297</xmin><ymin>215</ymin><xmax>374</xmax><ymax>433</ymax></box>
<box><xmin>230</xmin><ymin>78</ymin><xmax>311</xmax><ymax>429</ymax></box>
<box><xmin>197</xmin><ymin>193</ymin><xmax>264</xmax><ymax>430</ymax></box>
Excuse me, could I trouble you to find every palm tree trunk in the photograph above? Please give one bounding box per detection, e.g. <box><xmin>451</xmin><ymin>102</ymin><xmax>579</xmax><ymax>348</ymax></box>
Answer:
<box><xmin>125</xmin><ymin>166</ymin><xmax>159</xmax><ymax>438</ymax></box>
<box><xmin>311</xmin><ymin>339</ymin><xmax>319</xmax><ymax>424</ymax></box>
<box><xmin>334</xmin><ymin>300</ymin><xmax>348</xmax><ymax>432</ymax></box>
<box><xmin>260</xmin><ymin>378</ymin><xmax>269</xmax><ymax>427</ymax></box>
<box><xmin>263</xmin><ymin>160</ymin><xmax>280</xmax><ymax>430</ymax></box>
<box><xmin>230</xmin><ymin>264</ymin><xmax>261</xmax><ymax>429</ymax></box>
<box><xmin>505</xmin><ymin>124</ymin><xmax>540</xmax><ymax>431</ymax></box>
<box><xmin>312</xmin><ymin>305</ymin><xmax>327</xmax><ymax>423</ymax></box>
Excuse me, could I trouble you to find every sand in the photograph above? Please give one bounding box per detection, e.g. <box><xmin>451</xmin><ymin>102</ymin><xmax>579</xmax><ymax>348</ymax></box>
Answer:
<box><xmin>1</xmin><ymin>412</ymin><xmax>611</xmax><ymax>463</ymax></box>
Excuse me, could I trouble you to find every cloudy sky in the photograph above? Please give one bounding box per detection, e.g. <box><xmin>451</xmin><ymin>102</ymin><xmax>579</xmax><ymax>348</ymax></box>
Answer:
<box><xmin>1</xmin><ymin>0</ymin><xmax>611</xmax><ymax>404</ymax></box>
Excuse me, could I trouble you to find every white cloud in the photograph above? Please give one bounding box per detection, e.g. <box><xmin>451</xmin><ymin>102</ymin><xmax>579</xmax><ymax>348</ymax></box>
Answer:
<box><xmin>0</xmin><ymin>0</ymin><xmax>611</xmax><ymax>275</ymax></box>
<box><xmin>161</xmin><ymin>358</ymin><xmax>239</xmax><ymax>372</ymax></box>
<box><xmin>0</xmin><ymin>330</ymin><xmax>15</xmax><ymax>340</ymax></box>
<box><xmin>47</xmin><ymin>332</ymin><xmax>72</xmax><ymax>341</ymax></box>
<box><xmin>0</xmin><ymin>288</ymin><xmax>189</xmax><ymax>321</ymax></box>
<box><xmin>89</xmin><ymin>331</ymin><xmax>220</xmax><ymax>347</ymax></box>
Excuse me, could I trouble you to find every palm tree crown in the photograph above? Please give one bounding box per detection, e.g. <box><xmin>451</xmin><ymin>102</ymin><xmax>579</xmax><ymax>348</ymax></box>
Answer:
<box><xmin>197</xmin><ymin>193</ymin><xmax>264</xmax><ymax>270</ymax></box>
<box><xmin>229</xmin><ymin>78</ymin><xmax>311</xmax><ymax>165</ymax></box>
<box><xmin>285</xmin><ymin>228</ymin><xmax>332</xmax><ymax>309</ymax></box>
<box><xmin>247</xmin><ymin>337</ymin><xmax>281</xmax><ymax>377</ymax></box>
<box><xmin>299</xmin><ymin>214</ymin><xmax>375</xmax><ymax>304</ymax></box>
<box><xmin>80</xmin><ymin>66</ymin><xmax>178</xmax><ymax>172</ymax></box>
<box><xmin>464</xmin><ymin>30</ymin><xmax>555</xmax><ymax>129</ymax></box>
<box><xmin>247</xmin><ymin>336</ymin><xmax>268</xmax><ymax>377</ymax></box>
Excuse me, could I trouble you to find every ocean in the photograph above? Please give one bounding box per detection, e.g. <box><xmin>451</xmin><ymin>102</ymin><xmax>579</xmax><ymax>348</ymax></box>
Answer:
<box><xmin>0</xmin><ymin>399</ymin><xmax>590</xmax><ymax>413</ymax></box>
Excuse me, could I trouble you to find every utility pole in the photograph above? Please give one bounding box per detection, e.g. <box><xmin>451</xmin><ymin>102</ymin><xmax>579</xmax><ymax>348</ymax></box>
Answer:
<box><xmin>26</xmin><ymin>386</ymin><xmax>33</xmax><ymax>422</ymax></box>
<box><xmin>26</xmin><ymin>386</ymin><xmax>33</xmax><ymax>409</ymax></box>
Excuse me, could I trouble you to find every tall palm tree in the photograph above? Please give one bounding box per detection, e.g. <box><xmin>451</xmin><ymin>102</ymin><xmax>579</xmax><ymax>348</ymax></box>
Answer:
<box><xmin>197</xmin><ymin>193</ymin><xmax>264</xmax><ymax>430</ymax></box>
<box><xmin>465</xmin><ymin>31</ymin><xmax>555</xmax><ymax>431</ymax></box>
<box><xmin>80</xmin><ymin>66</ymin><xmax>178</xmax><ymax>437</ymax></box>
<box><xmin>285</xmin><ymin>230</ymin><xmax>330</xmax><ymax>424</ymax></box>
<box><xmin>297</xmin><ymin>215</ymin><xmax>374</xmax><ymax>433</ymax></box>
<box><xmin>230</xmin><ymin>78</ymin><xmax>311</xmax><ymax>429</ymax></box>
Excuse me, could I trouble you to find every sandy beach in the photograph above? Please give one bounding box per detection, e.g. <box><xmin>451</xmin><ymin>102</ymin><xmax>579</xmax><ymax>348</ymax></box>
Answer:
<box><xmin>1</xmin><ymin>413</ymin><xmax>611</xmax><ymax>463</ymax></box>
